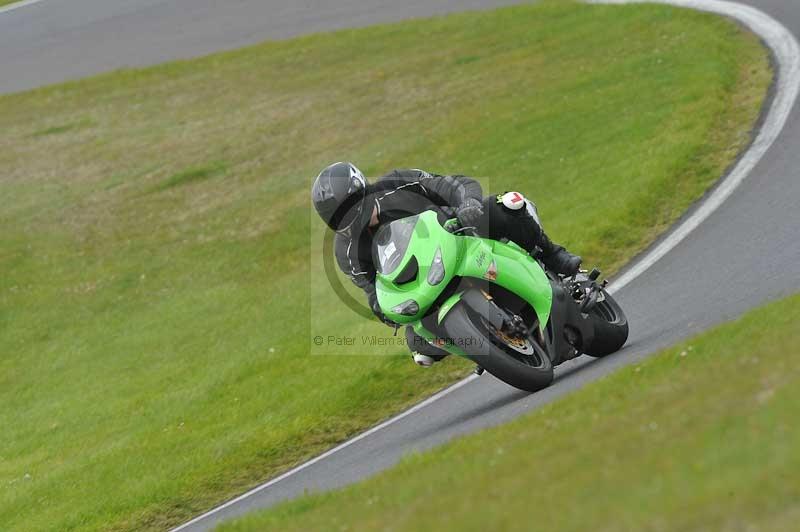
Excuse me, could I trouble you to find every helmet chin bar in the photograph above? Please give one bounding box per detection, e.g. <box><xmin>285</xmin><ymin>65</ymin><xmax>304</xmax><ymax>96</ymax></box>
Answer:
<box><xmin>348</xmin><ymin>163</ymin><xmax>367</xmax><ymax>190</ymax></box>
<box><xmin>330</xmin><ymin>186</ymin><xmax>366</xmax><ymax>232</ymax></box>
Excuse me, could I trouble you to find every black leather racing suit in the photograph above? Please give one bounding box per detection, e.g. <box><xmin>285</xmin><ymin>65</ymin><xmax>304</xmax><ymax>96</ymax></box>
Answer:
<box><xmin>334</xmin><ymin>169</ymin><xmax>564</xmax><ymax>359</ymax></box>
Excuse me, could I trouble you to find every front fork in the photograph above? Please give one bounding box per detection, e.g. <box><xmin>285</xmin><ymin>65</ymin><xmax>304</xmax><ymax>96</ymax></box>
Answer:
<box><xmin>414</xmin><ymin>287</ymin><xmax>532</xmax><ymax>361</ymax></box>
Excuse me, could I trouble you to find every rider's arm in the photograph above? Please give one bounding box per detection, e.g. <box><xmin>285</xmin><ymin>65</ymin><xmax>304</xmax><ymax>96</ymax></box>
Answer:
<box><xmin>382</xmin><ymin>169</ymin><xmax>483</xmax><ymax>208</ymax></box>
<box><xmin>334</xmin><ymin>233</ymin><xmax>396</xmax><ymax>326</ymax></box>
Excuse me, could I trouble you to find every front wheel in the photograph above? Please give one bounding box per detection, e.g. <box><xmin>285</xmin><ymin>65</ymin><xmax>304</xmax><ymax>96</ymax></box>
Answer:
<box><xmin>442</xmin><ymin>301</ymin><xmax>553</xmax><ymax>392</ymax></box>
<box><xmin>583</xmin><ymin>290</ymin><xmax>629</xmax><ymax>357</ymax></box>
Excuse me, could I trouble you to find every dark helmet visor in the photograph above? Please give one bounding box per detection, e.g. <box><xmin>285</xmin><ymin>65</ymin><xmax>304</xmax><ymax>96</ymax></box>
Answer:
<box><xmin>329</xmin><ymin>172</ymin><xmax>366</xmax><ymax>232</ymax></box>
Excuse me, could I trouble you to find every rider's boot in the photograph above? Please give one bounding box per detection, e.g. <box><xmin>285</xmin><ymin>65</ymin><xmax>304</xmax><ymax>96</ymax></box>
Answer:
<box><xmin>542</xmin><ymin>246</ymin><xmax>582</xmax><ymax>276</ymax></box>
<box><xmin>520</xmin><ymin>202</ymin><xmax>581</xmax><ymax>276</ymax></box>
<box><xmin>412</xmin><ymin>351</ymin><xmax>451</xmax><ymax>367</ymax></box>
<box><xmin>412</xmin><ymin>352</ymin><xmax>437</xmax><ymax>367</ymax></box>
<box><xmin>538</xmin><ymin>231</ymin><xmax>582</xmax><ymax>276</ymax></box>
<box><xmin>407</xmin><ymin>327</ymin><xmax>450</xmax><ymax>367</ymax></box>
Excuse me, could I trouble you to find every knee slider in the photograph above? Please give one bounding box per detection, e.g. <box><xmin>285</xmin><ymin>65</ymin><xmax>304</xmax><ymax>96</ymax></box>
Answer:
<box><xmin>497</xmin><ymin>191</ymin><xmax>527</xmax><ymax>211</ymax></box>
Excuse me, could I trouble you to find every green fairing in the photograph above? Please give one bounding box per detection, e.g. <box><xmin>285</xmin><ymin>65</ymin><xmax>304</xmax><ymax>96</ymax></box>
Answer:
<box><xmin>437</xmin><ymin>291</ymin><xmax>463</xmax><ymax>324</ymax></box>
<box><xmin>455</xmin><ymin>237</ymin><xmax>552</xmax><ymax>328</ymax></box>
<box><xmin>375</xmin><ymin>211</ymin><xmax>553</xmax><ymax>357</ymax></box>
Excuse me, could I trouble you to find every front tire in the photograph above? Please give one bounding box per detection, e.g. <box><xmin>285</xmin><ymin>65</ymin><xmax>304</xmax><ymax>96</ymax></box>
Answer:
<box><xmin>442</xmin><ymin>301</ymin><xmax>553</xmax><ymax>392</ymax></box>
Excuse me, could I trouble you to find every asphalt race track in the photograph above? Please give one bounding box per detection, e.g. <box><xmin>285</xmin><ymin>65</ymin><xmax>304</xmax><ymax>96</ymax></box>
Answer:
<box><xmin>2</xmin><ymin>1</ymin><xmax>799</xmax><ymax>530</ymax></box>
<box><xmin>0</xmin><ymin>0</ymin><xmax>531</xmax><ymax>94</ymax></box>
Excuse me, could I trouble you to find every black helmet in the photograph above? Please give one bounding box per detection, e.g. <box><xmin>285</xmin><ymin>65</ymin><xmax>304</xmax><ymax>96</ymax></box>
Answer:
<box><xmin>311</xmin><ymin>162</ymin><xmax>367</xmax><ymax>232</ymax></box>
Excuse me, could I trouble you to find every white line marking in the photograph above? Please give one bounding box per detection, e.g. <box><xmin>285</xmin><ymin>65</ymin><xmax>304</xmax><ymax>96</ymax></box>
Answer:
<box><xmin>171</xmin><ymin>374</ymin><xmax>479</xmax><ymax>531</ymax></box>
<box><xmin>0</xmin><ymin>0</ymin><xmax>48</xmax><ymax>15</ymax></box>
<box><xmin>173</xmin><ymin>1</ymin><xmax>800</xmax><ymax>529</ymax></box>
<box><xmin>593</xmin><ymin>0</ymin><xmax>800</xmax><ymax>293</ymax></box>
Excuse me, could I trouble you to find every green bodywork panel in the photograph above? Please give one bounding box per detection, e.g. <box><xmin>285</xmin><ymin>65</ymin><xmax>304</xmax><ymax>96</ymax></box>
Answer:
<box><xmin>375</xmin><ymin>211</ymin><xmax>461</xmax><ymax>324</ymax></box>
<box><xmin>453</xmin><ymin>236</ymin><xmax>552</xmax><ymax>328</ymax></box>
<box><xmin>375</xmin><ymin>211</ymin><xmax>553</xmax><ymax>357</ymax></box>
<box><xmin>437</xmin><ymin>291</ymin><xmax>464</xmax><ymax>325</ymax></box>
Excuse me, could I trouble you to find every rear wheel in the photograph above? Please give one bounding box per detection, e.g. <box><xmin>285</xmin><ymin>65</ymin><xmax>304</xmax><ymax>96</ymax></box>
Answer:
<box><xmin>583</xmin><ymin>290</ymin><xmax>628</xmax><ymax>357</ymax></box>
<box><xmin>442</xmin><ymin>300</ymin><xmax>553</xmax><ymax>392</ymax></box>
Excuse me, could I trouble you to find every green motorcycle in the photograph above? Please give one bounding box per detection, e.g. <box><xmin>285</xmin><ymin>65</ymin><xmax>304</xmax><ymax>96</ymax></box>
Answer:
<box><xmin>374</xmin><ymin>210</ymin><xmax>629</xmax><ymax>392</ymax></box>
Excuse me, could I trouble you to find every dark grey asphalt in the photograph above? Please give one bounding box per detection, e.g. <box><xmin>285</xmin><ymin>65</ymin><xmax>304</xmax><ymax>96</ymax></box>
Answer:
<box><xmin>0</xmin><ymin>0</ymin><xmax>530</xmax><ymax>95</ymax></box>
<box><xmin>2</xmin><ymin>0</ymin><xmax>798</xmax><ymax>530</ymax></box>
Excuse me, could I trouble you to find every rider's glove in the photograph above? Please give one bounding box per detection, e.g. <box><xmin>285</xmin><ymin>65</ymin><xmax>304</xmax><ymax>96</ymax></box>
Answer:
<box><xmin>456</xmin><ymin>198</ymin><xmax>484</xmax><ymax>228</ymax></box>
<box><xmin>369</xmin><ymin>290</ymin><xmax>398</xmax><ymax>327</ymax></box>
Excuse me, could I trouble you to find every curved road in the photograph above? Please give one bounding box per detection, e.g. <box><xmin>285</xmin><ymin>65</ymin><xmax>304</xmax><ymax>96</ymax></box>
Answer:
<box><xmin>3</xmin><ymin>0</ymin><xmax>799</xmax><ymax>530</ymax></box>
<box><xmin>0</xmin><ymin>0</ymin><xmax>528</xmax><ymax>95</ymax></box>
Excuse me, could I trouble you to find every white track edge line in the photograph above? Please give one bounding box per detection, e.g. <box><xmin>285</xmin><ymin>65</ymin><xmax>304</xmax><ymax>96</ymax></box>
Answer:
<box><xmin>171</xmin><ymin>373</ymin><xmax>479</xmax><ymax>530</ymax></box>
<box><xmin>594</xmin><ymin>0</ymin><xmax>800</xmax><ymax>293</ymax></box>
<box><xmin>172</xmin><ymin>1</ymin><xmax>800</xmax><ymax>529</ymax></box>
<box><xmin>0</xmin><ymin>0</ymin><xmax>47</xmax><ymax>15</ymax></box>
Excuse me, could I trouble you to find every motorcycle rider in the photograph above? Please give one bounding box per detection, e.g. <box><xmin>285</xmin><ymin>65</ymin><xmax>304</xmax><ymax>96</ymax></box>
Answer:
<box><xmin>311</xmin><ymin>162</ymin><xmax>582</xmax><ymax>367</ymax></box>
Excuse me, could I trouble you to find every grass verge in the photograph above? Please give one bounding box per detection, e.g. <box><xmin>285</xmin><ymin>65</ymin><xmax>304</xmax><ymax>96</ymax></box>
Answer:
<box><xmin>0</xmin><ymin>1</ymin><xmax>770</xmax><ymax>530</ymax></box>
<box><xmin>222</xmin><ymin>293</ymin><xmax>800</xmax><ymax>532</ymax></box>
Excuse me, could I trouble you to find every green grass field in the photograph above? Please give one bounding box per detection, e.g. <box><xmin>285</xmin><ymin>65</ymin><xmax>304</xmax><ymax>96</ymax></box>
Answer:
<box><xmin>223</xmin><ymin>293</ymin><xmax>800</xmax><ymax>532</ymax></box>
<box><xmin>0</xmin><ymin>2</ymin><xmax>770</xmax><ymax>530</ymax></box>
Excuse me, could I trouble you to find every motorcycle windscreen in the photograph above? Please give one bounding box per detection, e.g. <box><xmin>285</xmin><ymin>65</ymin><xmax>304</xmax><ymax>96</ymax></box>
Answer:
<box><xmin>372</xmin><ymin>215</ymin><xmax>420</xmax><ymax>275</ymax></box>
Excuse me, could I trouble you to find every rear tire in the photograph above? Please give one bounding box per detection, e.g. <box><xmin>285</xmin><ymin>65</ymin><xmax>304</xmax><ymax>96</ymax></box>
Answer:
<box><xmin>442</xmin><ymin>300</ymin><xmax>554</xmax><ymax>393</ymax></box>
<box><xmin>583</xmin><ymin>290</ymin><xmax>629</xmax><ymax>357</ymax></box>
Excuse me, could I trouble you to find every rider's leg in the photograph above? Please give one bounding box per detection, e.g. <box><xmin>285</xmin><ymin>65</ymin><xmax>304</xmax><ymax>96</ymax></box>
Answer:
<box><xmin>478</xmin><ymin>192</ymin><xmax>582</xmax><ymax>276</ymax></box>
<box><xmin>406</xmin><ymin>326</ymin><xmax>449</xmax><ymax>367</ymax></box>
<box><xmin>533</xmin><ymin>215</ymin><xmax>582</xmax><ymax>276</ymax></box>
